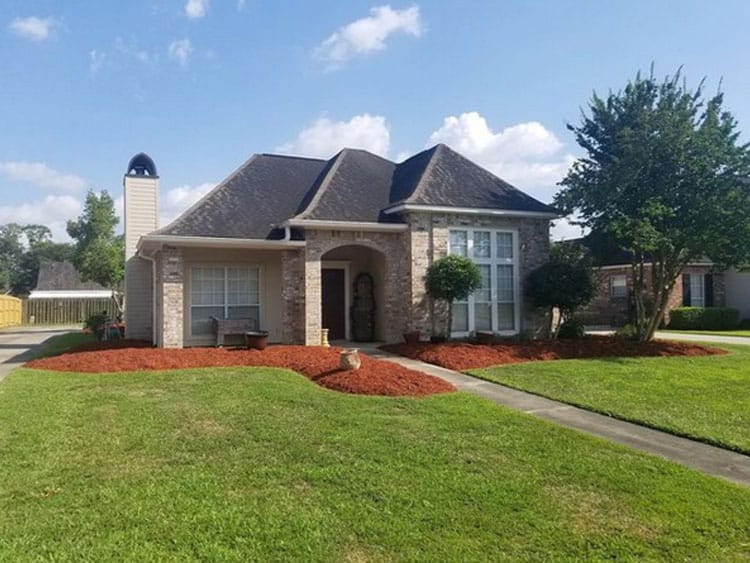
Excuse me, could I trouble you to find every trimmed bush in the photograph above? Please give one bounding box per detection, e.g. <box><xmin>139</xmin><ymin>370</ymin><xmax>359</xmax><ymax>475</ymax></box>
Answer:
<box><xmin>558</xmin><ymin>317</ymin><xmax>586</xmax><ymax>340</ymax></box>
<box><xmin>668</xmin><ymin>307</ymin><xmax>740</xmax><ymax>331</ymax></box>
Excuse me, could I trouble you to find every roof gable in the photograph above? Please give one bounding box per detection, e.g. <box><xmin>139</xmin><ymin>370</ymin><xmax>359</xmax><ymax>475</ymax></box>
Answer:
<box><xmin>34</xmin><ymin>261</ymin><xmax>108</xmax><ymax>291</ymax></box>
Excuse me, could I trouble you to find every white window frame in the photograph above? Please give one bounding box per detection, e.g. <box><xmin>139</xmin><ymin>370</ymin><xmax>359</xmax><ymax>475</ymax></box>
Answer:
<box><xmin>447</xmin><ymin>227</ymin><xmax>520</xmax><ymax>336</ymax></box>
<box><xmin>188</xmin><ymin>264</ymin><xmax>263</xmax><ymax>338</ymax></box>
<box><xmin>609</xmin><ymin>274</ymin><xmax>628</xmax><ymax>298</ymax></box>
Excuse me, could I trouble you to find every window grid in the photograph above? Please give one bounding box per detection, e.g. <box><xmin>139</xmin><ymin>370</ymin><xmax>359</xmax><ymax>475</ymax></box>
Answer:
<box><xmin>449</xmin><ymin>228</ymin><xmax>517</xmax><ymax>334</ymax></box>
<box><xmin>190</xmin><ymin>266</ymin><xmax>260</xmax><ymax>336</ymax></box>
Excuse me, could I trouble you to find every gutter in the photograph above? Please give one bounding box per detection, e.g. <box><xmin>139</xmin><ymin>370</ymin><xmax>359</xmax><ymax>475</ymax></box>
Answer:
<box><xmin>381</xmin><ymin>203</ymin><xmax>561</xmax><ymax>219</ymax></box>
<box><xmin>283</xmin><ymin>219</ymin><xmax>408</xmax><ymax>232</ymax></box>
<box><xmin>137</xmin><ymin>234</ymin><xmax>306</xmax><ymax>252</ymax></box>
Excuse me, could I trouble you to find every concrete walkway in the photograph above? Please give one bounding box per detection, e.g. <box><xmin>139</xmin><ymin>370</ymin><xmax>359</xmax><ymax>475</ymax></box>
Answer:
<box><xmin>363</xmin><ymin>345</ymin><xmax>750</xmax><ymax>488</ymax></box>
<box><xmin>655</xmin><ymin>331</ymin><xmax>750</xmax><ymax>346</ymax></box>
<box><xmin>0</xmin><ymin>326</ymin><xmax>76</xmax><ymax>382</ymax></box>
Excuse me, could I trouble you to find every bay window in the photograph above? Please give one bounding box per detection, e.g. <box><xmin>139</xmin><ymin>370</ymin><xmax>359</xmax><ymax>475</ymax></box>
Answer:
<box><xmin>448</xmin><ymin>228</ymin><xmax>518</xmax><ymax>334</ymax></box>
<box><xmin>190</xmin><ymin>266</ymin><xmax>260</xmax><ymax>336</ymax></box>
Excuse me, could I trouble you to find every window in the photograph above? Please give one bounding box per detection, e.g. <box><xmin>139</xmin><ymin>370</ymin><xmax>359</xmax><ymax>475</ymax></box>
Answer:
<box><xmin>609</xmin><ymin>275</ymin><xmax>627</xmax><ymax>298</ymax></box>
<box><xmin>190</xmin><ymin>266</ymin><xmax>260</xmax><ymax>336</ymax></box>
<box><xmin>448</xmin><ymin>228</ymin><xmax>517</xmax><ymax>334</ymax></box>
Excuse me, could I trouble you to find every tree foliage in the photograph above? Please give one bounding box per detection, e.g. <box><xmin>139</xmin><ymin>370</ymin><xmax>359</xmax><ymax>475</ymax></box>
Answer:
<box><xmin>66</xmin><ymin>190</ymin><xmax>124</xmax><ymax>292</ymax></box>
<box><xmin>0</xmin><ymin>223</ymin><xmax>73</xmax><ymax>295</ymax></box>
<box><xmin>425</xmin><ymin>254</ymin><xmax>482</xmax><ymax>338</ymax></box>
<box><xmin>526</xmin><ymin>243</ymin><xmax>596</xmax><ymax>339</ymax></box>
<box><xmin>556</xmin><ymin>68</ymin><xmax>750</xmax><ymax>341</ymax></box>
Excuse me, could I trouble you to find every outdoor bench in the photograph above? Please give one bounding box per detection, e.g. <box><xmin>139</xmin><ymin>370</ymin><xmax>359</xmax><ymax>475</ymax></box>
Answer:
<box><xmin>210</xmin><ymin>317</ymin><xmax>258</xmax><ymax>346</ymax></box>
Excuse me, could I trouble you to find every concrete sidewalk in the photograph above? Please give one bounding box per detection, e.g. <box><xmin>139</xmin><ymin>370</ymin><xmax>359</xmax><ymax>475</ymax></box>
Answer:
<box><xmin>588</xmin><ymin>329</ymin><xmax>750</xmax><ymax>347</ymax></box>
<box><xmin>0</xmin><ymin>326</ymin><xmax>77</xmax><ymax>382</ymax></box>
<box><xmin>364</xmin><ymin>346</ymin><xmax>750</xmax><ymax>488</ymax></box>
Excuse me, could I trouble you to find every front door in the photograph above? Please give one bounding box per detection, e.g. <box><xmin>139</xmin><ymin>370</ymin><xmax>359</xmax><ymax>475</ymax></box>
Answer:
<box><xmin>322</xmin><ymin>268</ymin><xmax>346</xmax><ymax>340</ymax></box>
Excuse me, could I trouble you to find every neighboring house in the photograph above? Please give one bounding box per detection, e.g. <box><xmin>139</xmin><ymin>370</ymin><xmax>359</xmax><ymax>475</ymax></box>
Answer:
<box><xmin>29</xmin><ymin>261</ymin><xmax>114</xmax><ymax>300</ymax></box>
<box><xmin>569</xmin><ymin>234</ymin><xmax>734</xmax><ymax>327</ymax></box>
<box><xmin>123</xmin><ymin>146</ymin><xmax>557</xmax><ymax>348</ymax></box>
<box><xmin>725</xmin><ymin>268</ymin><xmax>750</xmax><ymax>321</ymax></box>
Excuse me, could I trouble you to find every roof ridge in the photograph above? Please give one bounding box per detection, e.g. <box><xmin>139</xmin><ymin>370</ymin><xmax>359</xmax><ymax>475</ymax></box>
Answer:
<box><xmin>405</xmin><ymin>144</ymin><xmax>442</xmax><ymax>204</ymax></box>
<box><xmin>291</xmin><ymin>150</ymin><xmax>348</xmax><ymax>221</ymax></box>
<box><xmin>260</xmin><ymin>153</ymin><xmax>327</xmax><ymax>162</ymax></box>
<box><xmin>151</xmin><ymin>153</ymin><xmax>261</xmax><ymax>235</ymax></box>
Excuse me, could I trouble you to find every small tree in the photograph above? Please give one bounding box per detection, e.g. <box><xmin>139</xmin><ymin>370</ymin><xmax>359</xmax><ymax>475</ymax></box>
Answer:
<box><xmin>557</xmin><ymin>68</ymin><xmax>750</xmax><ymax>341</ymax></box>
<box><xmin>425</xmin><ymin>255</ymin><xmax>482</xmax><ymax>338</ymax></box>
<box><xmin>526</xmin><ymin>243</ymin><xmax>596</xmax><ymax>339</ymax></box>
<box><xmin>67</xmin><ymin>190</ymin><xmax>125</xmax><ymax>310</ymax></box>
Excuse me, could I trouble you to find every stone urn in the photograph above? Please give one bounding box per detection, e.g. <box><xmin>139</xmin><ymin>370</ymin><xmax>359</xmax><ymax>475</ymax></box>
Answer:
<box><xmin>321</xmin><ymin>328</ymin><xmax>331</xmax><ymax>347</ymax></box>
<box><xmin>340</xmin><ymin>348</ymin><xmax>361</xmax><ymax>371</ymax></box>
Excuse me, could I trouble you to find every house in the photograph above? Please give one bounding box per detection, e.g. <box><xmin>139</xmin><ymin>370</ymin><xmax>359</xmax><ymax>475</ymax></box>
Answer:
<box><xmin>123</xmin><ymin>146</ymin><xmax>557</xmax><ymax>347</ymax></box>
<box><xmin>29</xmin><ymin>261</ymin><xmax>114</xmax><ymax>300</ymax></box>
<box><xmin>569</xmin><ymin>233</ymin><xmax>748</xmax><ymax>327</ymax></box>
<box><xmin>27</xmin><ymin>261</ymin><xmax>117</xmax><ymax>324</ymax></box>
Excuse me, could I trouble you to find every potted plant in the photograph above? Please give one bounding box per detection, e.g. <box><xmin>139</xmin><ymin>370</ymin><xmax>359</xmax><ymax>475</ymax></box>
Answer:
<box><xmin>424</xmin><ymin>255</ymin><xmax>482</xmax><ymax>341</ymax></box>
<box><xmin>245</xmin><ymin>330</ymin><xmax>269</xmax><ymax>350</ymax></box>
<box><xmin>340</xmin><ymin>348</ymin><xmax>361</xmax><ymax>370</ymax></box>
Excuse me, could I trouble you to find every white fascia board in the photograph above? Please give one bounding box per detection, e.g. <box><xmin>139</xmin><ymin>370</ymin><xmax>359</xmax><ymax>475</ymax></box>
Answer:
<box><xmin>137</xmin><ymin>234</ymin><xmax>306</xmax><ymax>254</ymax></box>
<box><xmin>29</xmin><ymin>290</ymin><xmax>114</xmax><ymax>299</ymax></box>
<box><xmin>284</xmin><ymin>219</ymin><xmax>408</xmax><ymax>232</ymax></box>
<box><xmin>382</xmin><ymin>203</ymin><xmax>560</xmax><ymax>219</ymax></box>
<box><xmin>597</xmin><ymin>261</ymin><xmax>716</xmax><ymax>271</ymax></box>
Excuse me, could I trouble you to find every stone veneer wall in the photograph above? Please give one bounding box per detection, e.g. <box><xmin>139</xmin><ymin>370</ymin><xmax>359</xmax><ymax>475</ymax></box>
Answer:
<box><xmin>301</xmin><ymin>229</ymin><xmax>411</xmax><ymax>345</ymax></box>
<box><xmin>156</xmin><ymin>246</ymin><xmax>184</xmax><ymax>348</ymax></box>
<box><xmin>405</xmin><ymin>212</ymin><xmax>551</xmax><ymax>338</ymax></box>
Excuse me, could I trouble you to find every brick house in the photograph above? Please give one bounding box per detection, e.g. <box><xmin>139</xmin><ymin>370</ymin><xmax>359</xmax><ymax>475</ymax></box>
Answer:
<box><xmin>123</xmin><ymin>145</ymin><xmax>557</xmax><ymax>347</ymax></box>
<box><xmin>572</xmin><ymin>235</ymin><xmax>727</xmax><ymax>327</ymax></box>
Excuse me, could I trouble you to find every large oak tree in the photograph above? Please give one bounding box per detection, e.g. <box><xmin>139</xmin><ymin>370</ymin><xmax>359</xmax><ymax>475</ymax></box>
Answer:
<box><xmin>556</xmin><ymin>69</ymin><xmax>750</xmax><ymax>340</ymax></box>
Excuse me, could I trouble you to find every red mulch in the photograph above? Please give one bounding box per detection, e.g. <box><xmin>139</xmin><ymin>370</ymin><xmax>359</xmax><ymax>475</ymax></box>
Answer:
<box><xmin>381</xmin><ymin>336</ymin><xmax>725</xmax><ymax>371</ymax></box>
<box><xmin>25</xmin><ymin>341</ymin><xmax>455</xmax><ymax>398</ymax></box>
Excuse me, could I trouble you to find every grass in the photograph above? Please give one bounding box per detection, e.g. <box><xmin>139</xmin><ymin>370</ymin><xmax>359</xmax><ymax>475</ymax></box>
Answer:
<box><xmin>470</xmin><ymin>343</ymin><xmax>750</xmax><ymax>454</ymax></box>
<box><xmin>661</xmin><ymin>329</ymin><xmax>750</xmax><ymax>338</ymax></box>
<box><xmin>30</xmin><ymin>331</ymin><xmax>95</xmax><ymax>359</ymax></box>
<box><xmin>1</xmin><ymin>366</ymin><xmax>750</xmax><ymax>560</ymax></box>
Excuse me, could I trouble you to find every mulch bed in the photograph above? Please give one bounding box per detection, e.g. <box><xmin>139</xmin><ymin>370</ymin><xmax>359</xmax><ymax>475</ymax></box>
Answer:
<box><xmin>25</xmin><ymin>341</ymin><xmax>455</xmax><ymax>398</ymax></box>
<box><xmin>381</xmin><ymin>336</ymin><xmax>726</xmax><ymax>371</ymax></box>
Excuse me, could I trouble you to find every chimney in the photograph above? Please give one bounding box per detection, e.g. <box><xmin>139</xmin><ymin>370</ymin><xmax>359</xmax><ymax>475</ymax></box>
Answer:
<box><xmin>123</xmin><ymin>153</ymin><xmax>159</xmax><ymax>341</ymax></box>
<box><xmin>124</xmin><ymin>153</ymin><xmax>159</xmax><ymax>259</ymax></box>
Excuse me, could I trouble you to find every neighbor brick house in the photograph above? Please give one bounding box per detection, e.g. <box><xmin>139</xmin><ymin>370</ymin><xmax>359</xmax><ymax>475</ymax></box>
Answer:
<box><xmin>123</xmin><ymin>145</ymin><xmax>557</xmax><ymax>347</ymax></box>
<box><xmin>571</xmin><ymin>234</ymin><xmax>728</xmax><ymax>327</ymax></box>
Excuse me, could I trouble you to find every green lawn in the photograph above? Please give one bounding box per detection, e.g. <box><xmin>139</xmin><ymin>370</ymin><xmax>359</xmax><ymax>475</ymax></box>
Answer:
<box><xmin>661</xmin><ymin>329</ymin><xmax>750</xmax><ymax>338</ymax></box>
<box><xmin>31</xmin><ymin>331</ymin><xmax>95</xmax><ymax>359</ymax></box>
<box><xmin>470</xmin><ymin>344</ymin><xmax>750</xmax><ymax>454</ymax></box>
<box><xmin>1</xmin><ymin>367</ymin><xmax>749</xmax><ymax>560</ymax></box>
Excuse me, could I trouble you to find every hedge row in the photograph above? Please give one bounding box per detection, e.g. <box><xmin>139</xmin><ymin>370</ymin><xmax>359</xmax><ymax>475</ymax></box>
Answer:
<box><xmin>668</xmin><ymin>307</ymin><xmax>740</xmax><ymax>330</ymax></box>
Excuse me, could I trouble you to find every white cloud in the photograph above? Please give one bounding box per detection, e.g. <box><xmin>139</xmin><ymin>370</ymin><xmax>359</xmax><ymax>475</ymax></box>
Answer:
<box><xmin>185</xmin><ymin>0</ymin><xmax>209</xmax><ymax>19</ymax></box>
<box><xmin>168</xmin><ymin>39</ymin><xmax>193</xmax><ymax>66</ymax></box>
<box><xmin>0</xmin><ymin>195</ymin><xmax>82</xmax><ymax>241</ymax></box>
<box><xmin>115</xmin><ymin>37</ymin><xmax>152</xmax><ymax>64</ymax></box>
<box><xmin>9</xmin><ymin>16</ymin><xmax>58</xmax><ymax>42</ymax></box>
<box><xmin>0</xmin><ymin>161</ymin><xmax>86</xmax><ymax>192</ymax></box>
<box><xmin>236</xmin><ymin>0</ymin><xmax>247</xmax><ymax>9</ymax></box>
<box><xmin>314</xmin><ymin>5</ymin><xmax>423</xmax><ymax>69</ymax></box>
<box><xmin>427</xmin><ymin>112</ymin><xmax>575</xmax><ymax>202</ymax></box>
<box><xmin>277</xmin><ymin>114</ymin><xmax>390</xmax><ymax>158</ymax></box>
<box><xmin>89</xmin><ymin>49</ymin><xmax>106</xmax><ymax>73</ymax></box>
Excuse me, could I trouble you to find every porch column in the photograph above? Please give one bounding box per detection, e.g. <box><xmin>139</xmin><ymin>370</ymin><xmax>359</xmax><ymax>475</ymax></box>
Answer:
<box><xmin>304</xmin><ymin>248</ymin><xmax>322</xmax><ymax>346</ymax></box>
<box><xmin>158</xmin><ymin>245</ymin><xmax>184</xmax><ymax>348</ymax></box>
<box><xmin>281</xmin><ymin>249</ymin><xmax>305</xmax><ymax>344</ymax></box>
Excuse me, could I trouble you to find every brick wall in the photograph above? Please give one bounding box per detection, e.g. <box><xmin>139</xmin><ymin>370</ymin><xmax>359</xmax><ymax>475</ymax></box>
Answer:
<box><xmin>157</xmin><ymin>246</ymin><xmax>184</xmax><ymax>348</ymax></box>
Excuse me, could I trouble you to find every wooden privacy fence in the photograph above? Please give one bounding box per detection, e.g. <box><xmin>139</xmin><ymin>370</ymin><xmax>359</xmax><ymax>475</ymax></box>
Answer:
<box><xmin>0</xmin><ymin>295</ymin><xmax>22</xmax><ymax>329</ymax></box>
<box><xmin>23</xmin><ymin>298</ymin><xmax>119</xmax><ymax>325</ymax></box>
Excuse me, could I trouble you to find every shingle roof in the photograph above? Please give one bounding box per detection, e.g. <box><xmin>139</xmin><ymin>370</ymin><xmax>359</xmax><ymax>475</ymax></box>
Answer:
<box><xmin>156</xmin><ymin>144</ymin><xmax>555</xmax><ymax>240</ymax></box>
<box><xmin>34</xmin><ymin>261</ymin><xmax>108</xmax><ymax>291</ymax></box>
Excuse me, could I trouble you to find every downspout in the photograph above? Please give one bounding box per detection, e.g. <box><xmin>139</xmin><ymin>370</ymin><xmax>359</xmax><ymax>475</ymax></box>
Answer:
<box><xmin>140</xmin><ymin>253</ymin><xmax>158</xmax><ymax>346</ymax></box>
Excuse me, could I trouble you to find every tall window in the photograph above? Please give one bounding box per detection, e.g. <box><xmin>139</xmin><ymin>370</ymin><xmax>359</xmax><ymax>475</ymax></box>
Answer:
<box><xmin>190</xmin><ymin>266</ymin><xmax>260</xmax><ymax>336</ymax></box>
<box><xmin>609</xmin><ymin>274</ymin><xmax>627</xmax><ymax>298</ymax></box>
<box><xmin>449</xmin><ymin>228</ymin><xmax>517</xmax><ymax>334</ymax></box>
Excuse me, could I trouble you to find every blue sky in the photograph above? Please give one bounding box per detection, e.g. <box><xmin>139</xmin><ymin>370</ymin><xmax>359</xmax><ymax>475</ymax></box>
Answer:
<box><xmin>1</xmin><ymin>0</ymin><xmax>749</xmax><ymax>240</ymax></box>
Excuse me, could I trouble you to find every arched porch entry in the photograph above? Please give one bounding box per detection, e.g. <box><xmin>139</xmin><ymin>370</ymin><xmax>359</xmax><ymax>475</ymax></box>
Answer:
<box><xmin>319</xmin><ymin>244</ymin><xmax>386</xmax><ymax>342</ymax></box>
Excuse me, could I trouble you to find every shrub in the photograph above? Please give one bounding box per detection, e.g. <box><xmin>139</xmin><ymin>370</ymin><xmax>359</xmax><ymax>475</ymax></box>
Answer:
<box><xmin>740</xmin><ymin>318</ymin><xmax>750</xmax><ymax>330</ymax></box>
<box><xmin>558</xmin><ymin>317</ymin><xmax>586</xmax><ymax>339</ymax></box>
<box><xmin>424</xmin><ymin>255</ymin><xmax>482</xmax><ymax>339</ymax></box>
<box><xmin>615</xmin><ymin>323</ymin><xmax>638</xmax><ymax>340</ymax></box>
<box><xmin>84</xmin><ymin>312</ymin><xmax>108</xmax><ymax>341</ymax></box>
<box><xmin>668</xmin><ymin>307</ymin><xmax>740</xmax><ymax>331</ymax></box>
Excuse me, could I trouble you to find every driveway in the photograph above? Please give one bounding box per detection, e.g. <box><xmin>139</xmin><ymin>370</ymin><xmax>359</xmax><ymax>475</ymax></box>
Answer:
<box><xmin>0</xmin><ymin>326</ymin><xmax>77</xmax><ymax>382</ymax></box>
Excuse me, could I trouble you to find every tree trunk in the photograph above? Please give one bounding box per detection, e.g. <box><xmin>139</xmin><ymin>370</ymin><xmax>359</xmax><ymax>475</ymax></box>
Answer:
<box><xmin>446</xmin><ymin>301</ymin><xmax>453</xmax><ymax>340</ymax></box>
